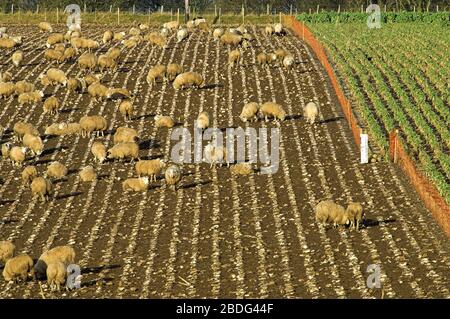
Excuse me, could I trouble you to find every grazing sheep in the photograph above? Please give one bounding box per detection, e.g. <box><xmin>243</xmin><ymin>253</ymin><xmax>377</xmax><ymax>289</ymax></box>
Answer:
<box><xmin>1</xmin><ymin>142</ymin><xmax>11</xmax><ymax>159</ymax></box>
<box><xmin>22</xmin><ymin>133</ymin><xmax>44</xmax><ymax>156</ymax></box>
<box><xmin>44</xmin><ymin>49</ymin><xmax>64</xmax><ymax>64</ymax></box>
<box><xmin>283</xmin><ymin>55</ymin><xmax>294</xmax><ymax>70</ymax></box>
<box><xmin>0</xmin><ymin>38</ymin><xmax>19</xmax><ymax>49</ymax></box>
<box><xmin>303</xmin><ymin>102</ymin><xmax>319</xmax><ymax>125</ymax></box>
<box><xmin>18</xmin><ymin>90</ymin><xmax>44</xmax><ymax>106</ymax></box>
<box><xmin>102</xmin><ymin>30</ymin><xmax>113</xmax><ymax>44</ymax></box>
<box><xmin>129</xmin><ymin>36</ymin><xmax>144</xmax><ymax>44</ymax></box>
<box><xmin>0</xmin><ymin>240</ymin><xmax>15</xmax><ymax>264</ymax></box>
<box><xmin>79</xmin><ymin>165</ymin><xmax>96</xmax><ymax>182</ymax></box>
<box><xmin>107</xmin><ymin>142</ymin><xmax>139</xmax><ymax>162</ymax></box>
<box><xmin>265</xmin><ymin>25</ymin><xmax>274</xmax><ymax>36</ymax></box>
<box><xmin>91</xmin><ymin>142</ymin><xmax>107</xmax><ymax>164</ymax></box>
<box><xmin>259</xmin><ymin>102</ymin><xmax>286</xmax><ymax>122</ymax></box>
<box><xmin>113</xmin><ymin>31</ymin><xmax>126</xmax><ymax>41</ymax></box>
<box><xmin>84</xmin><ymin>73</ymin><xmax>103</xmax><ymax>86</ymax></box>
<box><xmin>0</xmin><ymin>82</ymin><xmax>15</xmax><ymax>99</ymax></box>
<box><xmin>9</xmin><ymin>146</ymin><xmax>27</xmax><ymax>166</ymax></box>
<box><xmin>147</xmin><ymin>65</ymin><xmax>167</xmax><ymax>84</ymax></box>
<box><xmin>0</xmin><ymin>70</ymin><xmax>12</xmax><ymax>82</ymax></box>
<box><xmin>177</xmin><ymin>28</ymin><xmax>189</xmax><ymax>43</ymax></box>
<box><xmin>135</xmin><ymin>159</ymin><xmax>166</xmax><ymax>181</ymax></box>
<box><xmin>34</xmin><ymin>246</ymin><xmax>75</xmax><ymax>279</ymax></box>
<box><xmin>40</xmin><ymin>75</ymin><xmax>52</xmax><ymax>87</ymax></box>
<box><xmin>45</xmin><ymin>68</ymin><xmax>67</xmax><ymax>86</ymax></box>
<box><xmin>45</xmin><ymin>122</ymin><xmax>80</xmax><ymax>136</ymax></box>
<box><xmin>166</xmin><ymin>63</ymin><xmax>182</xmax><ymax>82</ymax></box>
<box><xmin>79</xmin><ymin>115</ymin><xmax>107</xmax><ymax>137</ymax></box>
<box><xmin>220</xmin><ymin>32</ymin><xmax>243</xmax><ymax>46</ymax></box>
<box><xmin>21</xmin><ymin>165</ymin><xmax>38</xmax><ymax>184</ymax></box>
<box><xmin>173</xmin><ymin>71</ymin><xmax>204</xmax><ymax>90</ymax></box>
<box><xmin>54</xmin><ymin>43</ymin><xmax>65</xmax><ymax>53</ymax></box>
<box><xmin>204</xmin><ymin>143</ymin><xmax>228</xmax><ymax>168</ymax></box>
<box><xmin>240</xmin><ymin>102</ymin><xmax>259</xmax><ymax>122</ymax></box>
<box><xmin>107</xmin><ymin>88</ymin><xmax>132</xmax><ymax>100</ymax></box>
<box><xmin>257</xmin><ymin>53</ymin><xmax>268</xmax><ymax>66</ymax></box>
<box><xmin>139</xmin><ymin>23</ymin><xmax>149</xmax><ymax>30</ymax></box>
<box><xmin>274</xmin><ymin>23</ymin><xmax>284</xmax><ymax>35</ymax></box>
<box><xmin>165</xmin><ymin>164</ymin><xmax>181</xmax><ymax>190</ymax></box>
<box><xmin>119</xmin><ymin>100</ymin><xmax>134</xmax><ymax>121</ymax></box>
<box><xmin>46</xmin><ymin>261</ymin><xmax>66</xmax><ymax>292</ymax></box>
<box><xmin>13</xmin><ymin>121</ymin><xmax>38</xmax><ymax>141</ymax></box>
<box><xmin>196</xmin><ymin>111</ymin><xmax>210</xmax><ymax>131</ymax></box>
<box><xmin>106</xmin><ymin>47</ymin><xmax>121</xmax><ymax>61</ymax></box>
<box><xmin>113</xmin><ymin>127</ymin><xmax>139</xmax><ymax>144</ymax></box>
<box><xmin>46</xmin><ymin>33</ymin><xmax>64</xmax><ymax>47</ymax></box>
<box><xmin>87</xmin><ymin>82</ymin><xmax>109</xmax><ymax>101</ymax></box>
<box><xmin>228</xmin><ymin>49</ymin><xmax>242</xmax><ymax>66</ymax></box>
<box><xmin>155</xmin><ymin>115</ymin><xmax>175</xmax><ymax>128</ymax></box>
<box><xmin>213</xmin><ymin>28</ymin><xmax>224</xmax><ymax>40</ymax></box>
<box><xmin>67</xmin><ymin>77</ymin><xmax>86</xmax><ymax>93</ymax></box>
<box><xmin>230</xmin><ymin>162</ymin><xmax>254</xmax><ymax>175</ymax></box>
<box><xmin>315</xmin><ymin>200</ymin><xmax>350</xmax><ymax>228</ymax></box>
<box><xmin>160</xmin><ymin>27</ymin><xmax>169</xmax><ymax>37</ymax></box>
<box><xmin>38</xmin><ymin>22</ymin><xmax>53</xmax><ymax>33</ymax></box>
<box><xmin>63</xmin><ymin>47</ymin><xmax>76</xmax><ymax>62</ymax></box>
<box><xmin>11</xmin><ymin>50</ymin><xmax>23</xmax><ymax>67</ymax></box>
<box><xmin>77</xmin><ymin>52</ymin><xmax>98</xmax><ymax>71</ymax></box>
<box><xmin>346</xmin><ymin>202</ymin><xmax>364</xmax><ymax>230</ymax></box>
<box><xmin>275</xmin><ymin>48</ymin><xmax>288</xmax><ymax>60</ymax></box>
<box><xmin>122</xmin><ymin>177</ymin><xmax>149</xmax><ymax>192</ymax></box>
<box><xmin>122</xmin><ymin>39</ymin><xmax>138</xmax><ymax>49</ymax></box>
<box><xmin>163</xmin><ymin>21</ymin><xmax>180</xmax><ymax>30</ymax></box>
<box><xmin>31</xmin><ymin>177</ymin><xmax>52</xmax><ymax>202</ymax></box>
<box><xmin>14</xmin><ymin>80</ymin><xmax>35</xmax><ymax>95</ymax></box>
<box><xmin>145</xmin><ymin>32</ymin><xmax>166</xmax><ymax>49</ymax></box>
<box><xmin>197</xmin><ymin>22</ymin><xmax>209</xmax><ymax>32</ymax></box>
<box><xmin>267</xmin><ymin>52</ymin><xmax>278</xmax><ymax>65</ymax></box>
<box><xmin>46</xmin><ymin>161</ymin><xmax>68</xmax><ymax>180</ymax></box>
<box><xmin>98</xmin><ymin>54</ymin><xmax>117</xmax><ymax>73</ymax></box>
<box><xmin>2</xmin><ymin>254</ymin><xmax>34</xmax><ymax>283</ymax></box>
<box><xmin>43</xmin><ymin>96</ymin><xmax>60</xmax><ymax>115</ymax></box>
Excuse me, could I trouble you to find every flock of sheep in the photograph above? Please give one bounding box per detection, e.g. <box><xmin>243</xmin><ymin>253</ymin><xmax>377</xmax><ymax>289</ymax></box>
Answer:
<box><xmin>0</xmin><ymin>17</ymin><xmax>363</xmax><ymax>290</ymax></box>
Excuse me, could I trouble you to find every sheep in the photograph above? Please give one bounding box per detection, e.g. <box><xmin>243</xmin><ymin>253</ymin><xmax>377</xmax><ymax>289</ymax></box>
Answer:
<box><xmin>113</xmin><ymin>127</ymin><xmax>139</xmax><ymax>144</ymax></box>
<box><xmin>140</xmin><ymin>23</ymin><xmax>149</xmax><ymax>30</ymax></box>
<box><xmin>67</xmin><ymin>77</ymin><xmax>86</xmax><ymax>93</ymax></box>
<box><xmin>22</xmin><ymin>133</ymin><xmax>44</xmax><ymax>156</ymax></box>
<box><xmin>0</xmin><ymin>38</ymin><xmax>19</xmax><ymax>49</ymax></box>
<box><xmin>165</xmin><ymin>164</ymin><xmax>181</xmax><ymax>190</ymax></box>
<box><xmin>11</xmin><ymin>50</ymin><xmax>23</xmax><ymax>67</ymax></box>
<box><xmin>275</xmin><ymin>48</ymin><xmax>288</xmax><ymax>60</ymax></box>
<box><xmin>228</xmin><ymin>49</ymin><xmax>242</xmax><ymax>66</ymax></box>
<box><xmin>38</xmin><ymin>22</ymin><xmax>53</xmax><ymax>33</ymax></box>
<box><xmin>13</xmin><ymin>121</ymin><xmax>38</xmax><ymax>141</ymax></box>
<box><xmin>257</xmin><ymin>53</ymin><xmax>268</xmax><ymax>66</ymax></box>
<box><xmin>2</xmin><ymin>254</ymin><xmax>35</xmax><ymax>283</ymax></box>
<box><xmin>204</xmin><ymin>143</ymin><xmax>228</xmax><ymax>168</ymax></box>
<box><xmin>14</xmin><ymin>80</ymin><xmax>35</xmax><ymax>95</ymax></box>
<box><xmin>102</xmin><ymin>30</ymin><xmax>113</xmax><ymax>44</ymax></box>
<box><xmin>34</xmin><ymin>246</ymin><xmax>75</xmax><ymax>280</ymax></box>
<box><xmin>46</xmin><ymin>33</ymin><xmax>64</xmax><ymax>47</ymax></box>
<box><xmin>45</xmin><ymin>122</ymin><xmax>80</xmax><ymax>136</ymax></box>
<box><xmin>122</xmin><ymin>177</ymin><xmax>149</xmax><ymax>192</ymax></box>
<box><xmin>46</xmin><ymin>161</ymin><xmax>68</xmax><ymax>180</ymax></box>
<box><xmin>230</xmin><ymin>162</ymin><xmax>254</xmax><ymax>176</ymax></box>
<box><xmin>173</xmin><ymin>71</ymin><xmax>204</xmax><ymax>90</ymax></box>
<box><xmin>196</xmin><ymin>111</ymin><xmax>210</xmax><ymax>131</ymax></box>
<box><xmin>43</xmin><ymin>96</ymin><xmax>60</xmax><ymax>115</ymax></box>
<box><xmin>84</xmin><ymin>73</ymin><xmax>102</xmax><ymax>85</ymax></box>
<box><xmin>30</xmin><ymin>176</ymin><xmax>52</xmax><ymax>202</ymax></box>
<box><xmin>40</xmin><ymin>75</ymin><xmax>52</xmax><ymax>87</ymax></box>
<box><xmin>130</xmin><ymin>27</ymin><xmax>142</xmax><ymax>36</ymax></box>
<box><xmin>45</xmin><ymin>68</ymin><xmax>67</xmax><ymax>86</ymax></box>
<box><xmin>9</xmin><ymin>146</ymin><xmax>27</xmax><ymax>166</ymax></box>
<box><xmin>145</xmin><ymin>32</ymin><xmax>166</xmax><ymax>49</ymax></box>
<box><xmin>46</xmin><ymin>261</ymin><xmax>67</xmax><ymax>292</ymax></box>
<box><xmin>259</xmin><ymin>102</ymin><xmax>286</xmax><ymax>122</ymax></box>
<box><xmin>98</xmin><ymin>54</ymin><xmax>117</xmax><ymax>73</ymax></box>
<box><xmin>155</xmin><ymin>115</ymin><xmax>175</xmax><ymax>128</ymax></box>
<box><xmin>106</xmin><ymin>47</ymin><xmax>121</xmax><ymax>61</ymax></box>
<box><xmin>18</xmin><ymin>90</ymin><xmax>44</xmax><ymax>106</ymax></box>
<box><xmin>78</xmin><ymin>52</ymin><xmax>98</xmax><ymax>72</ymax></box>
<box><xmin>0</xmin><ymin>70</ymin><xmax>12</xmax><ymax>82</ymax></box>
<box><xmin>240</xmin><ymin>102</ymin><xmax>259</xmax><ymax>122</ymax></box>
<box><xmin>44</xmin><ymin>49</ymin><xmax>64</xmax><ymax>64</ymax></box>
<box><xmin>79</xmin><ymin>115</ymin><xmax>107</xmax><ymax>137</ymax></box>
<box><xmin>163</xmin><ymin>21</ymin><xmax>180</xmax><ymax>30</ymax></box>
<box><xmin>194</xmin><ymin>18</ymin><xmax>207</xmax><ymax>26</ymax></box>
<box><xmin>220</xmin><ymin>32</ymin><xmax>243</xmax><ymax>46</ymax></box>
<box><xmin>85</xmin><ymin>39</ymin><xmax>99</xmax><ymax>51</ymax></box>
<box><xmin>107</xmin><ymin>88</ymin><xmax>132</xmax><ymax>100</ymax></box>
<box><xmin>135</xmin><ymin>159</ymin><xmax>166</xmax><ymax>182</ymax></box>
<box><xmin>166</xmin><ymin>63</ymin><xmax>182</xmax><ymax>82</ymax></box>
<box><xmin>213</xmin><ymin>28</ymin><xmax>224</xmax><ymax>40</ymax></box>
<box><xmin>0</xmin><ymin>82</ymin><xmax>15</xmax><ymax>99</ymax></box>
<box><xmin>21</xmin><ymin>165</ymin><xmax>38</xmax><ymax>184</ymax></box>
<box><xmin>1</xmin><ymin>142</ymin><xmax>11</xmax><ymax>159</ymax></box>
<box><xmin>91</xmin><ymin>141</ymin><xmax>107</xmax><ymax>164</ymax></box>
<box><xmin>79</xmin><ymin>165</ymin><xmax>97</xmax><ymax>182</ymax></box>
<box><xmin>63</xmin><ymin>47</ymin><xmax>76</xmax><ymax>62</ymax></box>
<box><xmin>122</xmin><ymin>39</ymin><xmax>138</xmax><ymax>49</ymax></box>
<box><xmin>267</xmin><ymin>52</ymin><xmax>278</xmax><ymax>65</ymax></box>
<box><xmin>303</xmin><ymin>101</ymin><xmax>319</xmax><ymax>125</ymax></box>
<box><xmin>0</xmin><ymin>240</ymin><xmax>15</xmax><ymax>264</ymax></box>
<box><xmin>177</xmin><ymin>28</ymin><xmax>189</xmax><ymax>43</ymax></box>
<box><xmin>87</xmin><ymin>82</ymin><xmax>109</xmax><ymax>101</ymax></box>
<box><xmin>146</xmin><ymin>65</ymin><xmax>166</xmax><ymax>84</ymax></box>
<box><xmin>116</xmin><ymin>100</ymin><xmax>133</xmax><ymax>122</ymax></box>
<box><xmin>265</xmin><ymin>25</ymin><xmax>274</xmax><ymax>36</ymax></box>
<box><xmin>160</xmin><ymin>27</ymin><xmax>169</xmax><ymax>37</ymax></box>
<box><xmin>346</xmin><ymin>202</ymin><xmax>364</xmax><ymax>230</ymax></box>
<box><xmin>54</xmin><ymin>43</ymin><xmax>65</xmax><ymax>53</ymax></box>
<box><xmin>113</xmin><ymin>31</ymin><xmax>126</xmax><ymax>41</ymax></box>
<box><xmin>283</xmin><ymin>55</ymin><xmax>294</xmax><ymax>70</ymax></box>
<box><xmin>197</xmin><ymin>22</ymin><xmax>209</xmax><ymax>32</ymax></box>
<box><xmin>315</xmin><ymin>200</ymin><xmax>350</xmax><ymax>228</ymax></box>
<box><xmin>108</xmin><ymin>142</ymin><xmax>139</xmax><ymax>162</ymax></box>
<box><xmin>274</xmin><ymin>23</ymin><xmax>284</xmax><ymax>35</ymax></box>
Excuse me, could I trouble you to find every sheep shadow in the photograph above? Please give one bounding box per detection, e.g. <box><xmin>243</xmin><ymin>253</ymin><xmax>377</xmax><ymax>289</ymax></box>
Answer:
<box><xmin>361</xmin><ymin>218</ymin><xmax>396</xmax><ymax>229</ymax></box>
<box><xmin>133</xmin><ymin>113</ymin><xmax>155</xmax><ymax>121</ymax></box>
<box><xmin>60</xmin><ymin>108</ymin><xmax>80</xmax><ymax>114</ymax></box>
<box><xmin>200</xmin><ymin>83</ymin><xmax>223</xmax><ymax>90</ymax></box>
<box><xmin>139</xmin><ymin>139</ymin><xmax>159</xmax><ymax>150</ymax></box>
<box><xmin>320</xmin><ymin>116</ymin><xmax>343</xmax><ymax>125</ymax></box>
<box><xmin>33</xmin><ymin>158</ymin><xmax>54</xmax><ymax>165</ymax></box>
<box><xmin>284</xmin><ymin>114</ymin><xmax>303</xmax><ymax>121</ymax></box>
<box><xmin>139</xmin><ymin>154</ymin><xmax>163</xmax><ymax>161</ymax></box>
<box><xmin>80</xmin><ymin>277</ymin><xmax>115</xmax><ymax>288</ymax></box>
<box><xmin>97</xmin><ymin>174</ymin><xmax>110</xmax><ymax>180</ymax></box>
<box><xmin>40</xmin><ymin>145</ymin><xmax>68</xmax><ymax>157</ymax></box>
<box><xmin>81</xmin><ymin>264</ymin><xmax>121</xmax><ymax>275</ymax></box>
<box><xmin>0</xmin><ymin>199</ymin><xmax>15</xmax><ymax>206</ymax></box>
<box><xmin>181</xmin><ymin>180</ymin><xmax>212</xmax><ymax>189</ymax></box>
<box><xmin>54</xmin><ymin>191</ymin><xmax>83</xmax><ymax>200</ymax></box>
<box><xmin>0</xmin><ymin>217</ymin><xmax>18</xmax><ymax>224</ymax></box>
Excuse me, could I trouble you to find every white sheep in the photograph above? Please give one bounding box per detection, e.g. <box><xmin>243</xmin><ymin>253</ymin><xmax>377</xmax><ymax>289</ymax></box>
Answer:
<box><xmin>165</xmin><ymin>164</ymin><xmax>181</xmax><ymax>190</ymax></box>
<box><xmin>196</xmin><ymin>111</ymin><xmax>210</xmax><ymax>131</ymax></box>
<box><xmin>107</xmin><ymin>142</ymin><xmax>139</xmax><ymax>162</ymax></box>
<box><xmin>31</xmin><ymin>177</ymin><xmax>52</xmax><ymax>202</ymax></box>
<box><xmin>230</xmin><ymin>162</ymin><xmax>254</xmax><ymax>176</ymax></box>
<box><xmin>0</xmin><ymin>240</ymin><xmax>15</xmax><ymax>264</ymax></box>
<box><xmin>91</xmin><ymin>141</ymin><xmax>107</xmax><ymax>164</ymax></box>
<box><xmin>177</xmin><ymin>28</ymin><xmax>189</xmax><ymax>43</ymax></box>
<box><xmin>9</xmin><ymin>146</ymin><xmax>27</xmax><ymax>167</ymax></box>
<box><xmin>204</xmin><ymin>143</ymin><xmax>228</xmax><ymax>168</ymax></box>
<box><xmin>259</xmin><ymin>102</ymin><xmax>286</xmax><ymax>122</ymax></box>
<box><xmin>2</xmin><ymin>254</ymin><xmax>35</xmax><ymax>282</ymax></box>
<box><xmin>240</xmin><ymin>102</ymin><xmax>259</xmax><ymax>122</ymax></box>
<box><xmin>122</xmin><ymin>177</ymin><xmax>149</xmax><ymax>192</ymax></box>
<box><xmin>119</xmin><ymin>100</ymin><xmax>134</xmax><ymax>121</ymax></box>
<box><xmin>22</xmin><ymin>133</ymin><xmax>44</xmax><ymax>156</ymax></box>
<box><xmin>346</xmin><ymin>202</ymin><xmax>364</xmax><ymax>230</ymax></box>
<box><xmin>135</xmin><ymin>159</ymin><xmax>166</xmax><ymax>182</ymax></box>
<box><xmin>46</xmin><ymin>161</ymin><xmax>68</xmax><ymax>180</ymax></box>
<box><xmin>21</xmin><ymin>165</ymin><xmax>38</xmax><ymax>184</ymax></box>
<box><xmin>79</xmin><ymin>165</ymin><xmax>96</xmax><ymax>182</ymax></box>
<box><xmin>11</xmin><ymin>50</ymin><xmax>23</xmax><ymax>67</ymax></box>
<box><xmin>46</xmin><ymin>261</ymin><xmax>67</xmax><ymax>291</ymax></box>
<box><xmin>303</xmin><ymin>101</ymin><xmax>319</xmax><ymax>124</ymax></box>
<box><xmin>43</xmin><ymin>96</ymin><xmax>60</xmax><ymax>115</ymax></box>
<box><xmin>155</xmin><ymin>115</ymin><xmax>175</xmax><ymax>128</ymax></box>
<box><xmin>34</xmin><ymin>246</ymin><xmax>75</xmax><ymax>280</ymax></box>
<box><xmin>315</xmin><ymin>200</ymin><xmax>350</xmax><ymax>228</ymax></box>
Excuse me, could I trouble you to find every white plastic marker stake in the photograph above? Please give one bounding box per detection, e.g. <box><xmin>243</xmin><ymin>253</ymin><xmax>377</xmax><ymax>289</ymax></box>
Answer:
<box><xmin>366</xmin><ymin>4</ymin><xmax>381</xmax><ymax>29</ymax></box>
<box><xmin>66</xmin><ymin>264</ymin><xmax>82</xmax><ymax>290</ymax></box>
<box><xmin>64</xmin><ymin>4</ymin><xmax>81</xmax><ymax>31</ymax></box>
<box><xmin>361</xmin><ymin>133</ymin><xmax>369</xmax><ymax>164</ymax></box>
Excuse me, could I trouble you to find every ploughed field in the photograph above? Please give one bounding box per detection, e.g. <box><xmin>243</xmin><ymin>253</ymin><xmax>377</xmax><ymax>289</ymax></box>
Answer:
<box><xmin>0</xmin><ymin>25</ymin><xmax>449</xmax><ymax>298</ymax></box>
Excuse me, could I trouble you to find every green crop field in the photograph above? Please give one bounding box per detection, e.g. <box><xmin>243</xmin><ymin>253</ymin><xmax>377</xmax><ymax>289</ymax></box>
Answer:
<box><xmin>308</xmin><ymin>21</ymin><xmax>450</xmax><ymax>204</ymax></box>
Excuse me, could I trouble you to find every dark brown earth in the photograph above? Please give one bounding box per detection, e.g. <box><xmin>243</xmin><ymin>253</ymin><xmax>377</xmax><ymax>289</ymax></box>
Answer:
<box><xmin>0</xmin><ymin>25</ymin><xmax>449</xmax><ymax>299</ymax></box>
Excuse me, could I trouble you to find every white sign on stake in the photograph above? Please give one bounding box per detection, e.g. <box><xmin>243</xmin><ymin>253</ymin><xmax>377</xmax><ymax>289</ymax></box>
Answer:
<box><xmin>361</xmin><ymin>133</ymin><xmax>369</xmax><ymax>164</ymax></box>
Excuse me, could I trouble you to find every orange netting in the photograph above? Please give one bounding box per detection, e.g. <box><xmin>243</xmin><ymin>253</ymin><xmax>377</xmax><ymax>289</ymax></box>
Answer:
<box><xmin>285</xmin><ymin>16</ymin><xmax>450</xmax><ymax>238</ymax></box>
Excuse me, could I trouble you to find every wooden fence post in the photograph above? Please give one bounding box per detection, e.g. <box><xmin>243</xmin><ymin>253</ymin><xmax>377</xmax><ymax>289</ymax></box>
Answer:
<box><xmin>133</xmin><ymin>4</ymin><xmax>135</xmax><ymax>14</ymax></box>
<box><xmin>267</xmin><ymin>4</ymin><xmax>269</xmax><ymax>15</ymax></box>
<box><xmin>177</xmin><ymin>8</ymin><xmax>180</xmax><ymax>23</ymax></box>
<box><xmin>219</xmin><ymin>8</ymin><xmax>221</xmax><ymax>24</ymax></box>
<box><xmin>37</xmin><ymin>4</ymin><xmax>39</xmax><ymax>14</ymax></box>
<box><xmin>117</xmin><ymin>7</ymin><xmax>120</xmax><ymax>25</ymax></box>
<box><xmin>11</xmin><ymin>4</ymin><xmax>13</xmax><ymax>14</ymax></box>
<box><xmin>290</xmin><ymin>4</ymin><xmax>293</xmax><ymax>15</ymax></box>
<box><xmin>242</xmin><ymin>4</ymin><xmax>244</xmax><ymax>24</ymax></box>
<box><xmin>316</xmin><ymin>5</ymin><xmax>319</xmax><ymax>14</ymax></box>
<box><xmin>110</xmin><ymin>5</ymin><xmax>112</xmax><ymax>13</ymax></box>
<box><xmin>57</xmin><ymin>7</ymin><xmax>59</xmax><ymax>24</ymax></box>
